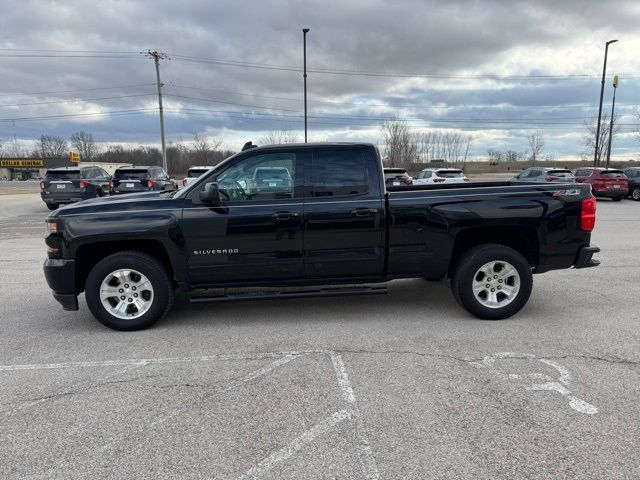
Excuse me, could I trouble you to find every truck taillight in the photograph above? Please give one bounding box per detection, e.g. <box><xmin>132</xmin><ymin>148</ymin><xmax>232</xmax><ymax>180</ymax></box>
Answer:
<box><xmin>580</xmin><ymin>196</ymin><xmax>596</xmax><ymax>232</ymax></box>
<box><xmin>148</xmin><ymin>179</ymin><xmax>156</xmax><ymax>188</ymax></box>
<box><xmin>546</xmin><ymin>176</ymin><xmax>559</xmax><ymax>182</ymax></box>
<box><xmin>108</xmin><ymin>180</ymin><xmax>113</xmax><ymax>189</ymax></box>
<box><xmin>80</xmin><ymin>180</ymin><xmax>88</xmax><ymax>190</ymax></box>
<box><xmin>182</xmin><ymin>178</ymin><xmax>187</xmax><ymax>187</ymax></box>
<box><xmin>39</xmin><ymin>181</ymin><xmax>45</xmax><ymax>189</ymax></box>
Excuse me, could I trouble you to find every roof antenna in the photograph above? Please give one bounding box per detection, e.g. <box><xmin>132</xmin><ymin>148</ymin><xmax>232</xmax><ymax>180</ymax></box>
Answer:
<box><xmin>242</xmin><ymin>141</ymin><xmax>257</xmax><ymax>151</ymax></box>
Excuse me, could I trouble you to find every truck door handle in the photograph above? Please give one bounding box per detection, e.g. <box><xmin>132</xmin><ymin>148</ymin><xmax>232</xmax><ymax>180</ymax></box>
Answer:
<box><xmin>350</xmin><ymin>208</ymin><xmax>376</xmax><ymax>217</ymax></box>
<box><xmin>272</xmin><ymin>212</ymin><xmax>299</xmax><ymax>221</ymax></box>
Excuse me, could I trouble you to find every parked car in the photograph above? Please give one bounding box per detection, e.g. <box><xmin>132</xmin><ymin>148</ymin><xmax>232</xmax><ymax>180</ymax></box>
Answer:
<box><xmin>40</xmin><ymin>166</ymin><xmax>111</xmax><ymax>210</ymax></box>
<box><xmin>44</xmin><ymin>142</ymin><xmax>599</xmax><ymax>330</ymax></box>
<box><xmin>622</xmin><ymin>167</ymin><xmax>640</xmax><ymax>201</ymax></box>
<box><xmin>574</xmin><ymin>168</ymin><xmax>628</xmax><ymax>201</ymax></box>
<box><xmin>110</xmin><ymin>166</ymin><xmax>177</xmax><ymax>195</ymax></box>
<box><xmin>513</xmin><ymin>168</ymin><xmax>575</xmax><ymax>183</ymax></box>
<box><xmin>414</xmin><ymin>168</ymin><xmax>469</xmax><ymax>185</ymax></box>
<box><xmin>384</xmin><ymin>168</ymin><xmax>413</xmax><ymax>186</ymax></box>
<box><xmin>182</xmin><ymin>166</ymin><xmax>213</xmax><ymax>188</ymax></box>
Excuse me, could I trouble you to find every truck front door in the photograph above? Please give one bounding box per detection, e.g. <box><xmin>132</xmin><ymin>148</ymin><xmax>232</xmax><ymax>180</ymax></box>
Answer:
<box><xmin>303</xmin><ymin>147</ymin><xmax>385</xmax><ymax>280</ymax></box>
<box><xmin>182</xmin><ymin>149</ymin><xmax>305</xmax><ymax>285</ymax></box>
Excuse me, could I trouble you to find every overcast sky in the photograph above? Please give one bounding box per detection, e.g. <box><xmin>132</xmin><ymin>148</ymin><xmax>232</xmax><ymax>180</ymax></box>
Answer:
<box><xmin>1</xmin><ymin>0</ymin><xmax>639</xmax><ymax>160</ymax></box>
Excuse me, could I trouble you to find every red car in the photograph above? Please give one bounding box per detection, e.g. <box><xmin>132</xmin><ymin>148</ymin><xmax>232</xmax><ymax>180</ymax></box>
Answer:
<box><xmin>574</xmin><ymin>167</ymin><xmax>629</xmax><ymax>201</ymax></box>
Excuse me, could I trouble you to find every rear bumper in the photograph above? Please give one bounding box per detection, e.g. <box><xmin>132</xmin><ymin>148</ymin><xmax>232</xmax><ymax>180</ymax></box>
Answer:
<box><xmin>41</xmin><ymin>192</ymin><xmax>90</xmax><ymax>204</ymax></box>
<box><xmin>574</xmin><ymin>245</ymin><xmax>600</xmax><ymax>269</ymax></box>
<box><xmin>593</xmin><ymin>189</ymin><xmax>628</xmax><ymax>198</ymax></box>
<box><xmin>43</xmin><ymin>258</ymin><xmax>79</xmax><ymax>311</ymax></box>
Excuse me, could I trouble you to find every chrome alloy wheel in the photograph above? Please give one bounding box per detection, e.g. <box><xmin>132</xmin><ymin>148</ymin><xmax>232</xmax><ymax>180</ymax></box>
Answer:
<box><xmin>472</xmin><ymin>261</ymin><xmax>520</xmax><ymax>309</ymax></box>
<box><xmin>99</xmin><ymin>269</ymin><xmax>154</xmax><ymax>320</ymax></box>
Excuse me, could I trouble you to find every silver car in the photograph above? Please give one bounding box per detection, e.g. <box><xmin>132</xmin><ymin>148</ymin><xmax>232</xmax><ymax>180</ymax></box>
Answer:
<box><xmin>513</xmin><ymin>167</ymin><xmax>575</xmax><ymax>183</ymax></box>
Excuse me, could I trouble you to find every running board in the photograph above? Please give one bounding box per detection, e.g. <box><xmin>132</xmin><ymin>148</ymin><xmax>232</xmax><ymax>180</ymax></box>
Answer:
<box><xmin>189</xmin><ymin>286</ymin><xmax>387</xmax><ymax>304</ymax></box>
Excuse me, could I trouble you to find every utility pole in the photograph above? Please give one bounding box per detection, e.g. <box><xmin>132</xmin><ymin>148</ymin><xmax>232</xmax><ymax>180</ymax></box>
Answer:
<box><xmin>594</xmin><ymin>39</ymin><xmax>618</xmax><ymax>167</ymax></box>
<box><xmin>144</xmin><ymin>50</ymin><xmax>169</xmax><ymax>171</ymax></box>
<box><xmin>303</xmin><ymin>28</ymin><xmax>310</xmax><ymax>143</ymax></box>
<box><xmin>605</xmin><ymin>75</ymin><xmax>619</xmax><ymax>168</ymax></box>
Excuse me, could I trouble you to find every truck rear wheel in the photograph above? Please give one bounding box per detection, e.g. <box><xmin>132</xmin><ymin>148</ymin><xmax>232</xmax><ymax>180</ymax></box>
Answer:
<box><xmin>451</xmin><ymin>244</ymin><xmax>532</xmax><ymax>320</ymax></box>
<box><xmin>85</xmin><ymin>251</ymin><xmax>174</xmax><ymax>330</ymax></box>
<box><xmin>46</xmin><ymin>203</ymin><xmax>58</xmax><ymax>210</ymax></box>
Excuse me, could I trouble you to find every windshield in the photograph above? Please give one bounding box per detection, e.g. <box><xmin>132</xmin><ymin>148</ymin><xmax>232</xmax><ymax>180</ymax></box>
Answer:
<box><xmin>45</xmin><ymin>170</ymin><xmax>79</xmax><ymax>181</ymax></box>
<box><xmin>114</xmin><ymin>169</ymin><xmax>149</xmax><ymax>180</ymax></box>
<box><xmin>436</xmin><ymin>170</ymin><xmax>464</xmax><ymax>178</ymax></box>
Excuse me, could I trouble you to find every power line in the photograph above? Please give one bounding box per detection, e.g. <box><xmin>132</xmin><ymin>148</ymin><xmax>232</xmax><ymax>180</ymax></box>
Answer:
<box><xmin>168</xmin><ymin>53</ymin><xmax>640</xmax><ymax>80</ymax></box>
<box><xmin>0</xmin><ymin>83</ymin><xmax>154</xmax><ymax>97</ymax></box>
<box><xmin>0</xmin><ymin>93</ymin><xmax>155</xmax><ymax>108</ymax></box>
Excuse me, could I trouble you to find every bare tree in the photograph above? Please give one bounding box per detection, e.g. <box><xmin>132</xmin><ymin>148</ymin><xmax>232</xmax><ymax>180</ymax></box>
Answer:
<box><xmin>583</xmin><ymin>114</ymin><xmax>619</xmax><ymax>165</ymax></box>
<box><xmin>417</xmin><ymin>130</ymin><xmax>474</xmax><ymax>167</ymax></box>
<box><xmin>259</xmin><ymin>127</ymin><xmax>298</xmax><ymax>145</ymax></box>
<box><xmin>38</xmin><ymin>135</ymin><xmax>67</xmax><ymax>158</ymax></box>
<box><xmin>380</xmin><ymin>117</ymin><xmax>419</xmax><ymax>168</ymax></box>
<box><xmin>527</xmin><ymin>131</ymin><xmax>545</xmax><ymax>165</ymax></box>
<box><xmin>192</xmin><ymin>133</ymin><xmax>223</xmax><ymax>165</ymax></box>
<box><xmin>70</xmin><ymin>131</ymin><xmax>97</xmax><ymax>161</ymax></box>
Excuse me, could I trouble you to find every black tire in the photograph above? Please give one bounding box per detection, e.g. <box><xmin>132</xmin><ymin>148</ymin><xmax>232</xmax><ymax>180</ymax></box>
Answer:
<box><xmin>85</xmin><ymin>251</ymin><xmax>174</xmax><ymax>331</ymax></box>
<box><xmin>46</xmin><ymin>203</ymin><xmax>58</xmax><ymax>210</ymax></box>
<box><xmin>630</xmin><ymin>187</ymin><xmax>640</xmax><ymax>201</ymax></box>
<box><xmin>451</xmin><ymin>243</ymin><xmax>533</xmax><ymax>320</ymax></box>
<box><xmin>612</xmin><ymin>196</ymin><xmax>623</xmax><ymax>202</ymax></box>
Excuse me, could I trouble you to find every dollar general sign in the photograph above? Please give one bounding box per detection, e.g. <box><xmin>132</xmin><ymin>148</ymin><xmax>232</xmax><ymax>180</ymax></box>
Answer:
<box><xmin>0</xmin><ymin>159</ymin><xmax>44</xmax><ymax>167</ymax></box>
<box><xmin>70</xmin><ymin>152</ymin><xmax>81</xmax><ymax>162</ymax></box>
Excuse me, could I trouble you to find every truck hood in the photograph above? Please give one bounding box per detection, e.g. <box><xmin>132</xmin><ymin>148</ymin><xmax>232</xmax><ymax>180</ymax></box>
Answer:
<box><xmin>49</xmin><ymin>191</ymin><xmax>179</xmax><ymax>219</ymax></box>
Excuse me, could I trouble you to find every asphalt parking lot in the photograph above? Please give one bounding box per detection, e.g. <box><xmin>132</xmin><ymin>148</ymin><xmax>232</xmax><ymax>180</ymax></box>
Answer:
<box><xmin>0</xmin><ymin>194</ymin><xmax>638</xmax><ymax>479</ymax></box>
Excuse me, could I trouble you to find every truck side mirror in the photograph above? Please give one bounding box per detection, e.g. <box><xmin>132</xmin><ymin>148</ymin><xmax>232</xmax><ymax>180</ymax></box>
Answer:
<box><xmin>199</xmin><ymin>182</ymin><xmax>220</xmax><ymax>204</ymax></box>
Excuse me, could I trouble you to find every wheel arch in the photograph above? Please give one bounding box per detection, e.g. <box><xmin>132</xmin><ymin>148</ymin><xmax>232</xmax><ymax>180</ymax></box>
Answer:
<box><xmin>75</xmin><ymin>240</ymin><xmax>176</xmax><ymax>293</ymax></box>
<box><xmin>449</xmin><ymin>225</ymin><xmax>539</xmax><ymax>276</ymax></box>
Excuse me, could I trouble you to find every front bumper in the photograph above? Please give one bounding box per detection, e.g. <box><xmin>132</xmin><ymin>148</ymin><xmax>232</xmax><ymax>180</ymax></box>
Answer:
<box><xmin>574</xmin><ymin>245</ymin><xmax>600</xmax><ymax>269</ymax></box>
<box><xmin>43</xmin><ymin>258</ymin><xmax>79</xmax><ymax>310</ymax></box>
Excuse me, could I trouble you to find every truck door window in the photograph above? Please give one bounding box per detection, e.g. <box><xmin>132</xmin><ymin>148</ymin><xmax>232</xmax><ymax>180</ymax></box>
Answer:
<box><xmin>216</xmin><ymin>153</ymin><xmax>295</xmax><ymax>201</ymax></box>
<box><xmin>310</xmin><ymin>149</ymin><xmax>367</xmax><ymax>197</ymax></box>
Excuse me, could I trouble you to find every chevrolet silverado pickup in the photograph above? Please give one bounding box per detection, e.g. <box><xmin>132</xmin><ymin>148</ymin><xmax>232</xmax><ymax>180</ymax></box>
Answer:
<box><xmin>44</xmin><ymin>142</ymin><xmax>600</xmax><ymax>330</ymax></box>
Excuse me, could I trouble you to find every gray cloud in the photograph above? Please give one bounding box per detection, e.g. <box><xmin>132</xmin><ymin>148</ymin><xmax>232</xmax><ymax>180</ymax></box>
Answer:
<box><xmin>0</xmin><ymin>0</ymin><xmax>639</xmax><ymax>158</ymax></box>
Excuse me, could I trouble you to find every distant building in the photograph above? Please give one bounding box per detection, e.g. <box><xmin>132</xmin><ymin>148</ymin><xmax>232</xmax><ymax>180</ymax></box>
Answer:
<box><xmin>0</xmin><ymin>157</ymin><xmax>74</xmax><ymax>180</ymax></box>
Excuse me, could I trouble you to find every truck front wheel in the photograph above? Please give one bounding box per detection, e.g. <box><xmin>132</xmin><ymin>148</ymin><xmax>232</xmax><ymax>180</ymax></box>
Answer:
<box><xmin>451</xmin><ymin>244</ymin><xmax>533</xmax><ymax>320</ymax></box>
<box><xmin>85</xmin><ymin>251</ymin><xmax>174</xmax><ymax>330</ymax></box>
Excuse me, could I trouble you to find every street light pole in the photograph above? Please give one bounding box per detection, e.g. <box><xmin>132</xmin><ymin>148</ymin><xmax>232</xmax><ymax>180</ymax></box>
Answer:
<box><xmin>605</xmin><ymin>75</ymin><xmax>619</xmax><ymax>168</ymax></box>
<box><xmin>594</xmin><ymin>39</ymin><xmax>618</xmax><ymax>167</ymax></box>
<box><xmin>303</xmin><ymin>28</ymin><xmax>310</xmax><ymax>143</ymax></box>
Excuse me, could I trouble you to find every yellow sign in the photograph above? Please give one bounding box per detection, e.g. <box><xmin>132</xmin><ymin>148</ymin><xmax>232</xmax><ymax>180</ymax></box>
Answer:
<box><xmin>70</xmin><ymin>151</ymin><xmax>81</xmax><ymax>163</ymax></box>
<box><xmin>0</xmin><ymin>159</ymin><xmax>44</xmax><ymax>168</ymax></box>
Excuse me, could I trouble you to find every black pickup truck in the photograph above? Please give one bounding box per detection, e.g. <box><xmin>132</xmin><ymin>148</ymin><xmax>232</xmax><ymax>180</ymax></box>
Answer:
<box><xmin>44</xmin><ymin>142</ymin><xmax>600</xmax><ymax>330</ymax></box>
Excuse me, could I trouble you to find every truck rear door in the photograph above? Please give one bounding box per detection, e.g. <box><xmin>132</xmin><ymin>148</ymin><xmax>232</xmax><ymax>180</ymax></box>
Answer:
<box><xmin>303</xmin><ymin>146</ymin><xmax>385</xmax><ymax>280</ymax></box>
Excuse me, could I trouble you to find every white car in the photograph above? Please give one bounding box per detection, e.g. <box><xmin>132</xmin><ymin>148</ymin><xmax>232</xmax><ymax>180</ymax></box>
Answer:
<box><xmin>413</xmin><ymin>168</ymin><xmax>469</xmax><ymax>185</ymax></box>
<box><xmin>182</xmin><ymin>166</ymin><xmax>213</xmax><ymax>188</ymax></box>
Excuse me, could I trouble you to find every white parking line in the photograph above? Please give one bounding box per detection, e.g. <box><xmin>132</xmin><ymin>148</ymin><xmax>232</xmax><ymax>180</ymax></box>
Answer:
<box><xmin>237</xmin><ymin>409</ymin><xmax>355</xmax><ymax>480</ymax></box>
<box><xmin>1</xmin><ymin>350</ymin><xmax>379</xmax><ymax>478</ymax></box>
